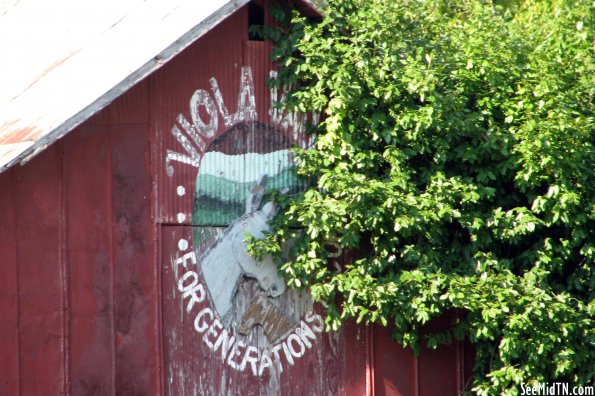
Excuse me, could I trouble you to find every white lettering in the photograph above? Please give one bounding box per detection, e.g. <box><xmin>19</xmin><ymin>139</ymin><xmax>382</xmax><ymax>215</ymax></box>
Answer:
<box><xmin>549</xmin><ymin>383</ymin><xmax>557</xmax><ymax>394</ymax></box>
<box><xmin>210</xmin><ymin>77</ymin><xmax>235</xmax><ymax>126</ymax></box>
<box><xmin>190</xmin><ymin>89</ymin><xmax>218</xmax><ymax>138</ymax></box>
<box><xmin>177</xmin><ymin>270</ymin><xmax>199</xmax><ymax>291</ymax></box>
<box><xmin>177</xmin><ymin>271</ymin><xmax>205</xmax><ymax>312</ymax></box>
<box><xmin>271</xmin><ymin>344</ymin><xmax>284</xmax><ymax>373</ymax></box>
<box><xmin>281</xmin><ymin>340</ymin><xmax>295</xmax><ymax>366</ymax></box>
<box><xmin>269</xmin><ymin>71</ymin><xmax>282</xmax><ymax>125</ymax></box>
<box><xmin>226</xmin><ymin>340</ymin><xmax>246</xmax><ymax>370</ymax></box>
<box><xmin>177</xmin><ymin>114</ymin><xmax>207</xmax><ymax>152</ymax></box>
<box><xmin>203</xmin><ymin>319</ymin><xmax>223</xmax><ymax>350</ymax></box>
<box><xmin>166</xmin><ymin>126</ymin><xmax>202</xmax><ymax>176</ymax></box>
<box><xmin>305</xmin><ymin>312</ymin><xmax>324</xmax><ymax>332</ymax></box>
<box><xmin>296</xmin><ymin>320</ymin><xmax>316</xmax><ymax>349</ymax></box>
<box><xmin>287</xmin><ymin>333</ymin><xmax>305</xmax><ymax>358</ymax></box>
<box><xmin>240</xmin><ymin>346</ymin><xmax>259</xmax><ymax>376</ymax></box>
<box><xmin>520</xmin><ymin>382</ymin><xmax>594</xmax><ymax>396</ymax></box>
<box><xmin>194</xmin><ymin>308</ymin><xmax>213</xmax><ymax>333</ymax></box>
<box><xmin>183</xmin><ymin>284</ymin><xmax>205</xmax><ymax>312</ymax></box>
<box><xmin>236</xmin><ymin>67</ymin><xmax>257</xmax><ymax>122</ymax></box>
<box><xmin>212</xmin><ymin>328</ymin><xmax>236</xmax><ymax>361</ymax></box>
<box><xmin>175</xmin><ymin>251</ymin><xmax>197</xmax><ymax>269</ymax></box>
<box><xmin>258</xmin><ymin>349</ymin><xmax>273</xmax><ymax>376</ymax></box>
<box><xmin>560</xmin><ymin>383</ymin><xmax>569</xmax><ymax>395</ymax></box>
<box><xmin>268</xmin><ymin>69</ymin><xmax>300</xmax><ymax>133</ymax></box>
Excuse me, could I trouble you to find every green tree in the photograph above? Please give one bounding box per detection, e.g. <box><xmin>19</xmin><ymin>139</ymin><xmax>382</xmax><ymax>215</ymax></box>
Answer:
<box><xmin>249</xmin><ymin>0</ymin><xmax>594</xmax><ymax>393</ymax></box>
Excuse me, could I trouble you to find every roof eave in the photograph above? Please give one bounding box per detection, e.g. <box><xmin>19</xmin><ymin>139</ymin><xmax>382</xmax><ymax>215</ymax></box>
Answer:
<box><xmin>0</xmin><ymin>0</ymin><xmax>250</xmax><ymax>174</ymax></box>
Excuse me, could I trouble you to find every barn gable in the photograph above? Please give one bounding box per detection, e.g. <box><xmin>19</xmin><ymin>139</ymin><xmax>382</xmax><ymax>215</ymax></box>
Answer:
<box><xmin>0</xmin><ymin>0</ymin><xmax>252</xmax><ymax>172</ymax></box>
<box><xmin>0</xmin><ymin>1</ymin><xmax>473</xmax><ymax>394</ymax></box>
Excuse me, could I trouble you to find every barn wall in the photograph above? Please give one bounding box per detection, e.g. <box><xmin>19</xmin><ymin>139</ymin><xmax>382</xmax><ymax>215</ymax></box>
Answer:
<box><xmin>148</xmin><ymin>3</ymin><xmax>372</xmax><ymax>394</ymax></box>
<box><xmin>0</xmin><ymin>1</ymin><xmax>472</xmax><ymax>395</ymax></box>
<box><xmin>0</xmin><ymin>168</ymin><xmax>20</xmax><ymax>393</ymax></box>
<box><xmin>0</xmin><ymin>78</ymin><xmax>159</xmax><ymax>395</ymax></box>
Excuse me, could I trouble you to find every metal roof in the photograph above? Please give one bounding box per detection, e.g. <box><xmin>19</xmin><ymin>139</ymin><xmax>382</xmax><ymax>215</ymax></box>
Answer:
<box><xmin>0</xmin><ymin>0</ymin><xmax>251</xmax><ymax>173</ymax></box>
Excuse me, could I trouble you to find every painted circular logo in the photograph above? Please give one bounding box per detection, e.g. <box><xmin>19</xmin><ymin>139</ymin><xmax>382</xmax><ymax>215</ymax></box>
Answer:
<box><xmin>193</xmin><ymin>120</ymin><xmax>308</xmax><ymax>342</ymax></box>
<box><xmin>166</xmin><ymin>67</ymin><xmax>323</xmax><ymax>378</ymax></box>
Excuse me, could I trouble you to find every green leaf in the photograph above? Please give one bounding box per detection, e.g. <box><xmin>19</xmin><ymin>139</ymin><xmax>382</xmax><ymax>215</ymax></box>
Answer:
<box><xmin>247</xmin><ymin>0</ymin><xmax>595</xmax><ymax>393</ymax></box>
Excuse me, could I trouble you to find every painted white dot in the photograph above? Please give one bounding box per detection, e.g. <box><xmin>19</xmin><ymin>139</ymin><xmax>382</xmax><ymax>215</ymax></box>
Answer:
<box><xmin>177</xmin><ymin>213</ymin><xmax>186</xmax><ymax>223</ymax></box>
<box><xmin>178</xmin><ymin>239</ymin><xmax>189</xmax><ymax>251</ymax></box>
<box><xmin>176</xmin><ymin>186</ymin><xmax>186</xmax><ymax>196</ymax></box>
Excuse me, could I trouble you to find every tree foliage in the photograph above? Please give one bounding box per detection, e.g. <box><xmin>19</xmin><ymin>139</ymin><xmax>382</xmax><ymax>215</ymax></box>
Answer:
<box><xmin>248</xmin><ymin>0</ymin><xmax>594</xmax><ymax>393</ymax></box>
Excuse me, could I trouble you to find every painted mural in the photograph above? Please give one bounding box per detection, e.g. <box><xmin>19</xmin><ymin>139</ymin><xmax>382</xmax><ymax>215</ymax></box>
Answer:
<box><xmin>163</xmin><ymin>66</ymin><xmax>325</xmax><ymax>381</ymax></box>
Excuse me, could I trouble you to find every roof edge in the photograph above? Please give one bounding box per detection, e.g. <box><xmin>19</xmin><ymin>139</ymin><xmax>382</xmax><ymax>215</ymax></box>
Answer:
<box><xmin>0</xmin><ymin>0</ymin><xmax>250</xmax><ymax>174</ymax></box>
<box><xmin>293</xmin><ymin>0</ymin><xmax>324</xmax><ymax>16</ymax></box>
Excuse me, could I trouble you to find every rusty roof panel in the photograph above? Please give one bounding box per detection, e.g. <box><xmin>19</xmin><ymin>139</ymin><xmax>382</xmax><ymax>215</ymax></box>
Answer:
<box><xmin>0</xmin><ymin>0</ymin><xmax>250</xmax><ymax>175</ymax></box>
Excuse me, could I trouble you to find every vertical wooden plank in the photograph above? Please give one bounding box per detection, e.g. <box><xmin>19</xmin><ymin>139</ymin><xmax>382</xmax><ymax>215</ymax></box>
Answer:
<box><xmin>14</xmin><ymin>144</ymin><xmax>65</xmax><ymax>395</ymax></box>
<box><xmin>417</xmin><ymin>315</ymin><xmax>460</xmax><ymax>396</ymax></box>
<box><xmin>457</xmin><ymin>340</ymin><xmax>475</xmax><ymax>394</ymax></box>
<box><xmin>462</xmin><ymin>340</ymin><xmax>475</xmax><ymax>392</ymax></box>
<box><xmin>418</xmin><ymin>343</ymin><xmax>459</xmax><ymax>396</ymax></box>
<box><xmin>0</xmin><ymin>169</ymin><xmax>20</xmax><ymax>395</ymax></box>
<box><xmin>372</xmin><ymin>325</ymin><xmax>417</xmax><ymax>396</ymax></box>
<box><xmin>110</xmin><ymin>124</ymin><xmax>158</xmax><ymax>395</ymax></box>
<box><xmin>373</xmin><ymin>318</ymin><xmax>468</xmax><ymax>396</ymax></box>
<box><xmin>63</xmin><ymin>125</ymin><xmax>115</xmax><ymax>395</ymax></box>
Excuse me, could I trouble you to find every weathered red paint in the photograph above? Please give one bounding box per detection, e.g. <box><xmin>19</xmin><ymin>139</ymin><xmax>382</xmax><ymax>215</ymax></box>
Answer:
<box><xmin>0</xmin><ymin>80</ymin><xmax>159</xmax><ymax>394</ymax></box>
<box><xmin>0</xmin><ymin>168</ymin><xmax>19</xmax><ymax>395</ymax></box>
<box><xmin>63</xmin><ymin>124</ymin><xmax>114</xmax><ymax>395</ymax></box>
<box><xmin>0</xmin><ymin>1</ymin><xmax>473</xmax><ymax>394</ymax></box>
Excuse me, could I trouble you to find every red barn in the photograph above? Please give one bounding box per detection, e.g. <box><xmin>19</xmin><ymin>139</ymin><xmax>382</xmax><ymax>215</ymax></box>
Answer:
<box><xmin>0</xmin><ymin>0</ymin><xmax>472</xmax><ymax>394</ymax></box>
